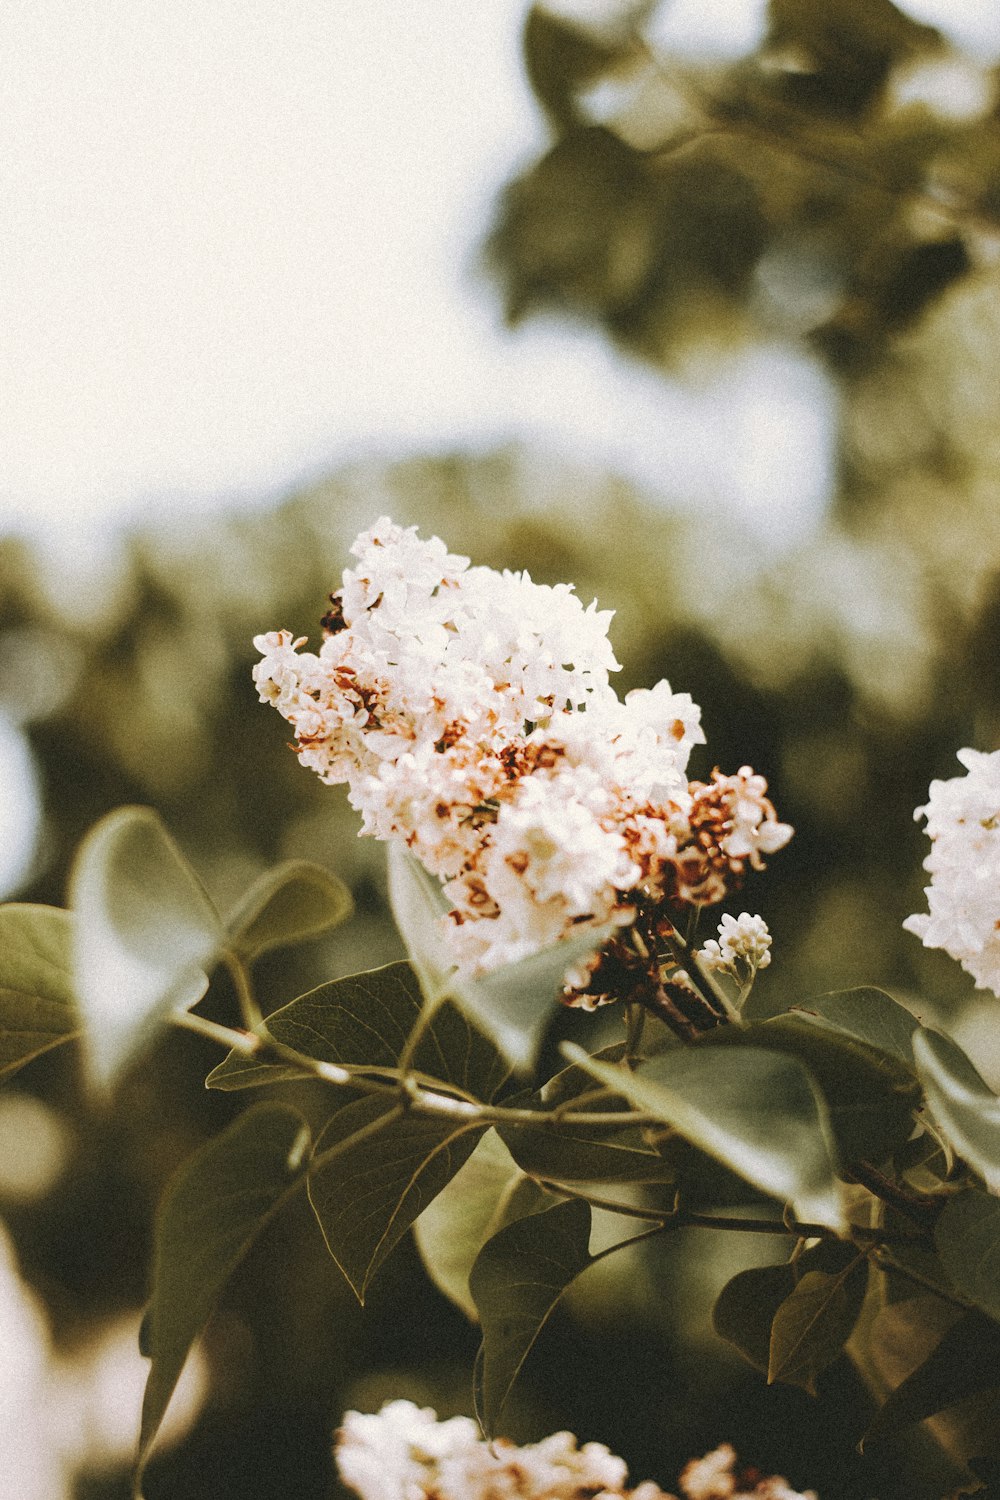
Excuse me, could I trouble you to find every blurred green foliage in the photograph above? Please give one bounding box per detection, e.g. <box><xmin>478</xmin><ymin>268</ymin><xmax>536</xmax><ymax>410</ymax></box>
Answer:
<box><xmin>5</xmin><ymin>1</ymin><xmax>1000</xmax><ymax>1495</ymax></box>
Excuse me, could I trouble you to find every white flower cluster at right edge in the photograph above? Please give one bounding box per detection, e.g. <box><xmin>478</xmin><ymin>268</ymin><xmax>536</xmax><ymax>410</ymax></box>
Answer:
<box><xmin>904</xmin><ymin>747</ymin><xmax>1000</xmax><ymax>996</ymax></box>
<box><xmin>333</xmin><ymin>1401</ymin><xmax>817</xmax><ymax>1500</ymax></box>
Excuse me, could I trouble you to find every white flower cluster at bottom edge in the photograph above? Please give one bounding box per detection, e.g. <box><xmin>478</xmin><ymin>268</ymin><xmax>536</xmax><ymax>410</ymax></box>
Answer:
<box><xmin>333</xmin><ymin>1401</ymin><xmax>817</xmax><ymax>1500</ymax></box>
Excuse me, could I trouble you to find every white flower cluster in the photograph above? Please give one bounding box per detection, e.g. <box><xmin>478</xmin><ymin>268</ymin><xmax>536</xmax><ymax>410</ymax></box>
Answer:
<box><xmin>254</xmin><ymin>519</ymin><xmax>791</xmax><ymax>987</ymax></box>
<box><xmin>333</xmin><ymin>1403</ymin><xmax>817</xmax><ymax>1500</ymax></box>
<box><xmin>904</xmin><ymin>748</ymin><xmax>1000</xmax><ymax>997</ymax></box>
<box><xmin>697</xmin><ymin>913</ymin><xmax>772</xmax><ymax>976</ymax></box>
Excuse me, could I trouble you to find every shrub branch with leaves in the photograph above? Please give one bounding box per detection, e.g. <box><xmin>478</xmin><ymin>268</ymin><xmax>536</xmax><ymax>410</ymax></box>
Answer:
<box><xmin>3</xmin><ymin>521</ymin><xmax>1000</xmax><ymax>1497</ymax></box>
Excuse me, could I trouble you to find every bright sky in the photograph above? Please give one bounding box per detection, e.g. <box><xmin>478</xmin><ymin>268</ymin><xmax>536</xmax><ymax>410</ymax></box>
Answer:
<box><xmin>0</xmin><ymin>0</ymin><xmax>838</xmax><ymax>556</ymax></box>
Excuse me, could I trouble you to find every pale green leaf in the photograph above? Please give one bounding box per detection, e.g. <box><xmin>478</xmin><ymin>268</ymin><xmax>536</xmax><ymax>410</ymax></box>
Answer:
<box><xmin>935</xmin><ymin>1190</ymin><xmax>1000</xmax><ymax>1322</ymax></box>
<box><xmin>226</xmin><ymin>860</ymin><xmax>353</xmax><ymax>962</ymax></box>
<box><xmin>136</xmin><ymin>1102</ymin><xmax>309</xmax><ymax>1491</ymax></box>
<box><xmin>307</xmin><ymin>1095</ymin><xmax>483</xmax><ymax>1302</ymax></box>
<box><xmin>70</xmin><ymin>807</ymin><xmax>222</xmax><ymax>1092</ymax></box>
<box><xmin>387</xmin><ymin>842</ymin><xmax>455</xmax><ymax>1004</ymax></box>
<box><xmin>389</xmin><ymin>845</ymin><xmax>611</xmax><ymax>1072</ymax></box>
<box><xmin>562</xmin><ymin>1042</ymin><xmax>845</xmax><ymax>1230</ymax></box>
<box><xmin>469</xmin><ymin>1197</ymin><xmax>593</xmax><ymax>1434</ymax></box>
<box><xmin>913</xmin><ymin>1028</ymin><xmax>1000</xmax><ymax>1192</ymax></box>
<box><xmin>0</xmin><ymin>904</ymin><xmax>79</xmax><ymax>1079</ymax></box>
<box><xmin>413</xmin><ymin>1129</ymin><xmax>523</xmax><ymax>1320</ymax></box>
<box><xmin>448</xmin><ymin>927</ymin><xmax>615</xmax><ymax>1074</ymax></box>
<box><xmin>206</xmin><ymin>960</ymin><xmax>507</xmax><ymax>1103</ymax></box>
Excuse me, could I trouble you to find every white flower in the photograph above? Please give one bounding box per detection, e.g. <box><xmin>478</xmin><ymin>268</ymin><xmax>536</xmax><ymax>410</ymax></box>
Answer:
<box><xmin>334</xmin><ymin>1401</ymin><xmax>641</xmax><ymax>1500</ymax></box>
<box><xmin>904</xmin><ymin>748</ymin><xmax>1000</xmax><ymax>997</ymax></box>
<box><xmin>333</xmin><ymin>1404</ymin><xmax>817</xmax><ymax>1500</ymax></box>
<box><xmin>254</xmin><ymin>519</ymin><xmax>791</xmax><ymax>994</ymax></box>
<box><xmin>698</xmin><ymin>913</ymin><xmax>773</xmax><ymax>976</ymax></box>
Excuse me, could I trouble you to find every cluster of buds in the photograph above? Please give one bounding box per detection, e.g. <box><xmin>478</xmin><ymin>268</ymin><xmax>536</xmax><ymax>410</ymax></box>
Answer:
<box><xmin>254</xmin><ymin>519</ymin><xmax>791</xmax><ymax>1006</ymax></box>
<box><xmin>333</xmin><ymin>1403</ymin><xmax>817</xmax><ymax>1500</ymax></box>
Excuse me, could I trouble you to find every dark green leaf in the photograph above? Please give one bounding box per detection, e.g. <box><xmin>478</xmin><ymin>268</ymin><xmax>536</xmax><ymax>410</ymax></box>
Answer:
<box><xmin>207</xmin><ymin>960</ymin><xmax>507</xmax><ymax>1104</ymax></box>
<box><xmin>137</xmin><ymin>1102</ymin><xmax>309</xmax><ymax>1488</ymax></box>
<box><xmin>768</xmin><ymin>1257</ymin><xmax>868</xmax><ymax>1392</ymax></box>
<box><xmin>751</xmin><ymin>1015</ymin><xmax>919</xmax><ymax>1165</ymax></box>
<box><xmin>783</xmin><ymin>988</ymin><xmax>921</xmax><ymax>1067</ymax></box>
<box><xmin>562</xmin><ymin>1042</ymin><xmax>845</xmax><ymax>1230</ymax></box>
<box><xmin>936</xmin><ymin>1190</ymin><xmax>1000</xmax><ymax>1322</ymax></box>
<box><xmin>70</xmin><ymin>807</ymin><xmax>221</xmax><ymax>1092</ymax></box>
<box><xmin>863</xmin><ymin>1309</ymin><xmax>1000</xmax><ymax>1449</ymax></box>
<box><xmin>307</xmin><ymin>1095</ymin><xmax>484</xmax><ymax>1302</ymax></box>
<box><xmin>413</xmin><ymin>1129</ymin><xmax>524</xmax><ymax>1320</ymax></box>
<box><xmin>0</xmin><ymin>904</ymin><xmax>79</xmax><ymax>1080</ymax></box>
<box><xmin>499</xmin><ymin>1043</ymin><xmax>675</xmax><ymax>1183</ymax></box>
<box><xmin>913</xmin><ymin>1028</ymin><xmax>1000</xmax><ymax>1192</ymax></box>
<box><xmin>470</xmin><ymin>1197</ymin><xmax>593</xmax><ymax>1434</ymax></box>
<box><xmin>713</xmin><ymin>1263</ymin><xmax>797</xmax><ymax>1371</ymax></box>
<box><xmin>226</xmin><ymin>860</ymin><xmax>352</xmax><ymax>962</ymax></box>
<box><xmin>500</xmin><ymin>1116</ymin><xmax>676</xmax><ymax>1185</ymax></box>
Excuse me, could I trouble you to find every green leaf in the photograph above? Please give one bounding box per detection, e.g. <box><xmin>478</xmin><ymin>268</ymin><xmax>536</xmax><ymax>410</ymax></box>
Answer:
<box><xmin>469</xmin><ymin>1197</ymin><xmax>593</xmax><ymax>1434</ymax></box>
<box><xmin>863</xmin><ymin>1308</ymin><xmax>1000</xmax><ymax>1449</ymax></box>
<box><xmin>0</xmin><ymin>904</ymin><xmax>79</xmax><ymax>1079</ymax></box>
<box><xmin>750</xmin><ymin>1015</ymin><xmax>919</xmax><ymax>1165</ymax></box>
<box><xmin>935</xmin><ymin>1190</ymin><xmax>1000</xmax><ymax>1322</ymax></box>
<box><xmin>413</xmin><ymin>1129</ymin><xmax>524</xmax><ymax>1320</ymax></box>
<box><xmin>207</xmin><ymin>960</ymin><xmax>507</xmax><ymax>1103</ymax></box>
<box><xmin>784</xmin><ymin>988</ymin><xmax>921</xmax><ymax>1067</ymax></box>
<box><xmin>562</xmin><ymin>1043</ymin><xmax>845</xmax><ymax>1230</ymax></box>
<box><xmin>497</xmin><ymin>1043</ymin><xmax>675</xmax><ymax>1184</ymax></box>
<box><xmin>136</xmin><ymin>1102</ymin><xmax>309</xmax><ymax>1489</ymax></box>
<box><xmin>307</xmin><ymin>1094</ymin><xmax>483</xmax><ymax>1302</ymax></box>
<box><xmin>913</xmin><ymin>1028</ymin><xmax>1000</xmax><ymax>1192</ymax></box>
<box><xmin>70</xmin><ymin>807</ymin><xmax>222</xmax><ymax>1092</ymax></box>
<box><xmin>226</xmin><ymin>860</ymin><xmax>352</xmax><ymax>962</ymax></box>
<box><xmin>768</xmin><ymin>1257</ymin><xmax>868</xmax><ymax>1393</ymax></box>
<box><xmin>389</xmin><ymin>845</ymin><xmax>612</xmax><ymax>1072</ymax></box>
<box><xmin>713</xmin><ymin>1263</ymin><xmax>797</xmax><ymax>1371</ymax></box>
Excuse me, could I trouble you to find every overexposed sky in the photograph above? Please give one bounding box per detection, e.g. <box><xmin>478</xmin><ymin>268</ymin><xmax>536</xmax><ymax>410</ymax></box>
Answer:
<box><xmin>0</xmin><ymin>0</ymin><xmax>836</xmax><ymax>554</ymax></box>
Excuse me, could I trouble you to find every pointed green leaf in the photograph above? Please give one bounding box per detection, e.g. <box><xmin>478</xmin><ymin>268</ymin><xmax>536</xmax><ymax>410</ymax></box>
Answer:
<box><xmin>307</xmin><ymin>1094</ymin><xmax>483</xmax><ymax>1302</ymax></box>
<box><xmin>768</xmin><ymin>1258</ymin><xmax>868</xmax><ymax>1392</ymax></box>
<box><xmin>70</xmin><ymin>807</ymin><xmax>222</xmax><ymax>1092</ymax></box>
<box><xmin>863</xmin><ymin>1308</ymin><xmax>1000</xmax><ymax>1449</ymax></box>
<box><xmin>935</xmin><ymin>1190</ymin><xmax>1000</xmax><ymax>1322</ymax></box>
<box><xmin>137</xmin><ymin>1102</ymin><xmax>309</xmax><ymax>1488</ymax></box>
<box><xmin>207</xmin><ymin>960</ymin><xmax>507</xmax><ymax>1102</ymax></box>
<box><xmin>0</xmin><ymin>904</ymin><xmax>79</xmax><ymax>1079</ymax></box>
<box><xmin>913</xmin><ymin>1028</ymin><xmax>1000</xmax><ymax>1192</ymax></box>
<box><xmin>469</xmin><ymin>1197</ymin><xmax>593</xmax><ymax>1434</ymax></box>
<box><xmin>389</xmin><ymin>845</ymin><xmax>611</xmax><ymax>1072</ymax></box>
<box><xmin>562</xmin><ymin>1043</ymin><xmax>845</xmax><ymax>1230</ymax></box>
<box><xmin>785</xmin><ymin>988</ymin><xmax>922</xmax><ymax>1067</ymax></box>
<box><xmin>226</xmin><ymin>860</ymin><xmax>352</xmax><ymax>962</ymax></box>
<box><xmin>713</xmin><ymin>1263</ymin><xmax>797</xmax><ymax>1371</ymax></box>
<box><xmin>413</xmin><ymin>1129</ymin><xmax>524</xmax><ymax>1320</ymax></box>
